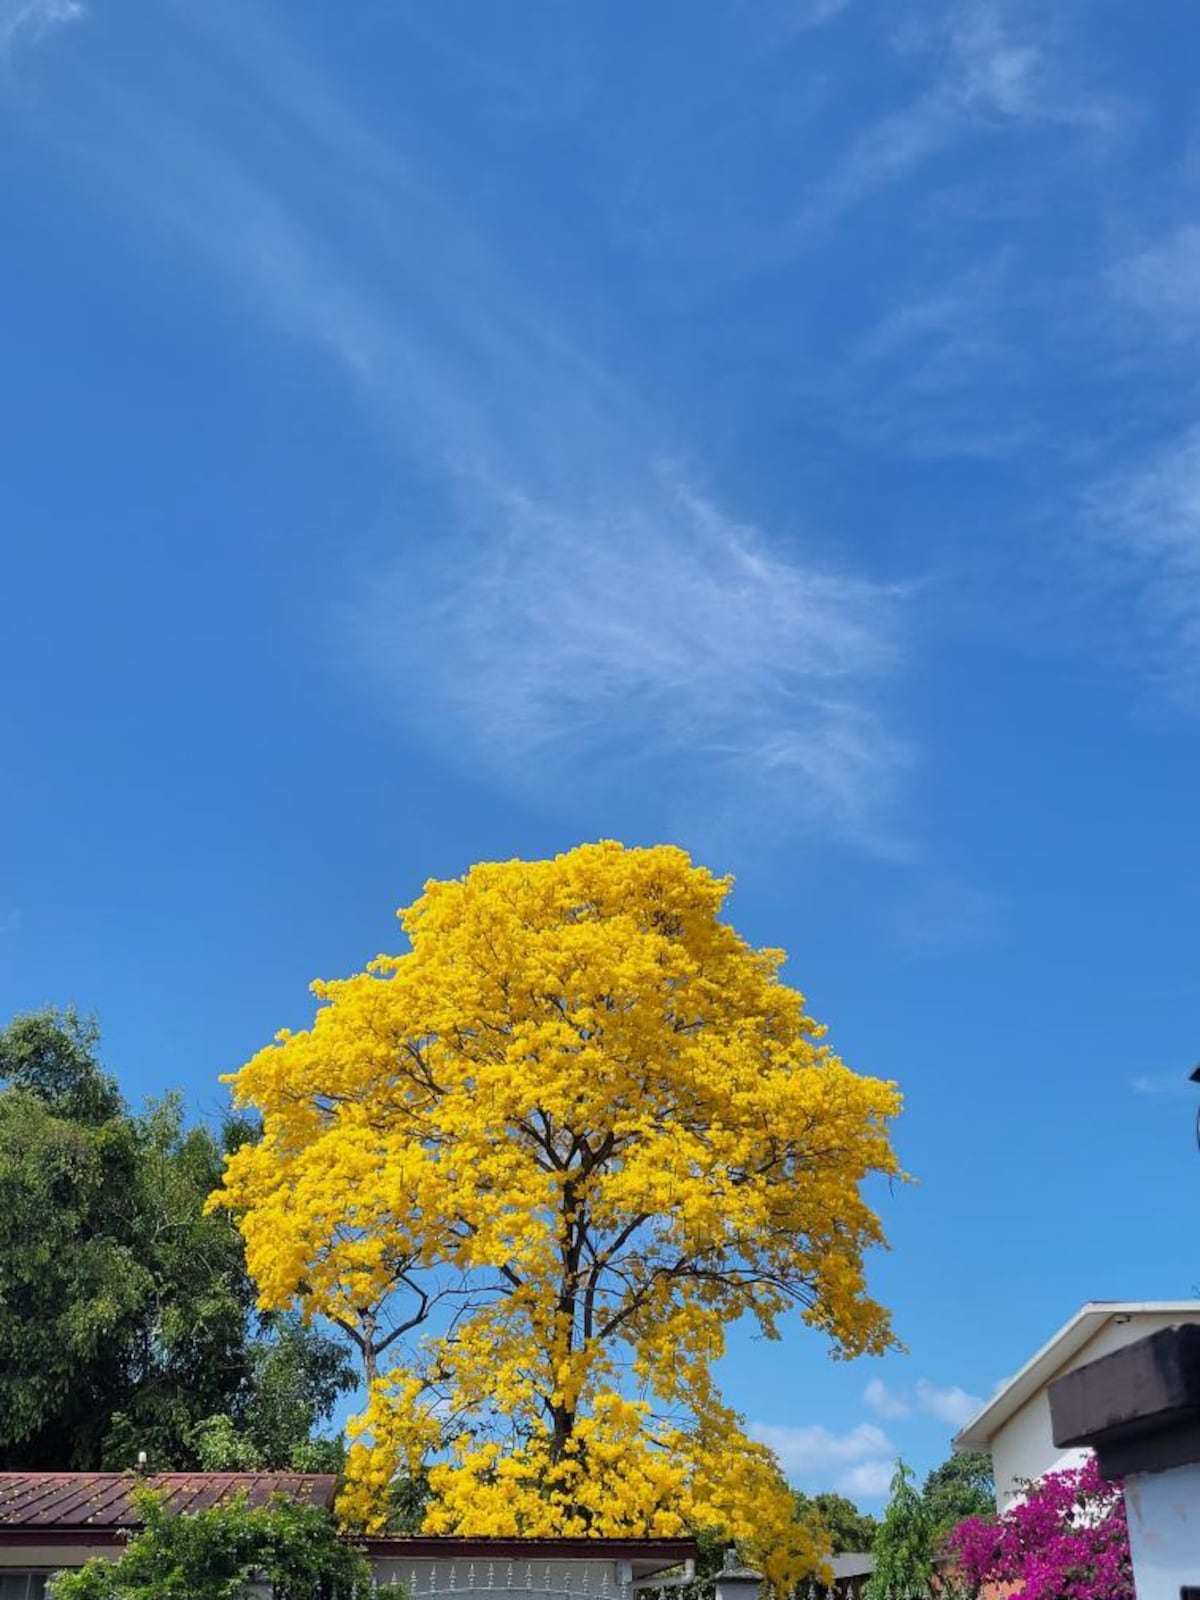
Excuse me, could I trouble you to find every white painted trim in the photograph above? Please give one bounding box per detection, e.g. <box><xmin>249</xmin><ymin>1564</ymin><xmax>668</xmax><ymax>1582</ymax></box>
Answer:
<box><xmin>953</xmin><ymin>1302</ymin><xmax>1200</xmax><ymax>1453</ymax></box>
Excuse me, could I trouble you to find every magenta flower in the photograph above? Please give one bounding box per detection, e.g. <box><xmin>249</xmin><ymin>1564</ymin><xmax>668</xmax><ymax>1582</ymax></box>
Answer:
<box><xmin>946</xmin><ymin>1456</ymin><xmax>1133</xmax><ymax>1600</ymax></box>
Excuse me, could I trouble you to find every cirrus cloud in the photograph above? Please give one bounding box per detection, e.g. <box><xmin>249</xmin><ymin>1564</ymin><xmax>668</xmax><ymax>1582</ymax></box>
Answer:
<box><xmin>0</xmin><ymin>0</ymin><xmax>83</xmax><ymax>56</ymax></box>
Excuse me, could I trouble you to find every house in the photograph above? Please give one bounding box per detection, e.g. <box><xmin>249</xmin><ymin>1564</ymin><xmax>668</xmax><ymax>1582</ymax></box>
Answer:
<box><xmin>823</xmin><ymin>1553</ymin><xmax>872</xmax><ymax>1599</ymax></box>
<box><xmin>952</xmin><ymin>1299</ymin><xmax>1200</xmax><ymax>1507</ymax></box>
<box><xmin>0</xmin><ymin>1474</ymin><xmax>696</xmax><ymax>1600</ymax></box>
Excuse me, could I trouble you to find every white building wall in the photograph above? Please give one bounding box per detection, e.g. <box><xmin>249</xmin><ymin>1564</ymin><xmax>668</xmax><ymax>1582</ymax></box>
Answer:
<box><xmin>991</xmin><ymin>1312</ymin><xmax>1200</xmax><ymax>1506</ymax></box>
<box><xmin>1124</xmin><ymin>1462</ymin><xmax>1200</xmax><ymax>1600</ymax></box>
<box><xmin>0</xmin><ymin>1546</ymin><xmax>115</xmax><ymax>1570</ymax></box>
<box><xmin>990</xmin><ymin>1402</ymin><xmax>1088</xmax><ymax>1509</ymax></box>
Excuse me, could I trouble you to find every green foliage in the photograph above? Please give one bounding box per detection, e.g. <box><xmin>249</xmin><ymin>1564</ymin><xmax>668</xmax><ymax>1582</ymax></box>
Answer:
<box><xmin>0</xmin><ymin>1007</ymin><xmax>121</xmax><ymax>1122</ymax></box>
<box><xmin>192</xmin><ymin>1315</ymin><xmax>353</xmax><ymax>1473</ymax></box>
<box><xmin>921</xmin><ymin>1451</ymin><xmax>994</xmax><ymax>1539</ymax></box>
<box><xmin>794</xmin><ymin>1491</ymin><xmax>878</xmax><ymax>1554</ymax></box>
<box><xmin>384</xmin><ymin>1470</ymin><xmax>432</xmax><ymax>1536</ymax></box>
<box><xmin>867</xmin><ymin>1461</ymin><xmax>934</xmax><ymax>1600</ymax></box>
<box><xmin>189</xmin><ymin>1415</ymin><xmax>266</xmax><ymax>1472</ymax></box>
<box><xmin>0</xmin><ymin>1009</ymin><xmax>354</xmax><ymax>1471</ymax></box>
<box><xmin>50</xmin><ymin>1491</ymin><xmax>374</xmax><ymax>1600</ymax></box>
<box><xmin>190</xmin><ymin>1414</ymin><xmax>345</xmax><ymax>1476</ymax></box>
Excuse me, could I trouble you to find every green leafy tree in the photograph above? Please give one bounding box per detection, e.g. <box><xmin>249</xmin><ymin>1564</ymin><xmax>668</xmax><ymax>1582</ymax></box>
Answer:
<box><xmin>795</xmin><ymin>1491</ymin><xmax>878</xmax><ymax>1553</ymax></box>
<box><xmin>867</xmin><ymin>1461</ymin><xmax>934</xmax><ymax>1599</ymax></box>
<box><xmin>191</xmin><ymin>1316</ymin><xmax>354</xmax><ymax>1473</ymax></box>
<box><xmin>921</xmin><ymin>1451</ymin><xmax>994</xmax><ymax>1540</ymax></box>
<box><xmin>50</xmin><ymin>1491</ymin><xmax>374</xmax><ymax>1600</ymax></box>
<box><xmin>0</xmin><ymin>1009</ymin><xmax>354</xmax><ymax>1470</ymax></box>
<box><xmin>0</xmin><ymin>1008</ymin><xmax>122</xmax><ymax>1122</ymax></box>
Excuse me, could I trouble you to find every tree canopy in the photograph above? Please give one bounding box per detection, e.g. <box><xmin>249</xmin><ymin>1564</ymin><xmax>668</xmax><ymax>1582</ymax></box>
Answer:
<box><xmin>189</xmin><ymin>1316</ymin><xmax>355</xmax><ymax>1474</ymax></box>
<box><xmin>0</xmin><ymin>1008</ymin><xmax>122</xmax><ymax>1122</ymax></box>
<box><xmin>794</xmin><ymin>1491</ymin><xmax>878</xmax><ymax>1554</ymax></box>
<box><xmin>921</xmin><ymin>1450</ymin><xmax>994</xmax><ymax>1539</ymax></box>
<box><xmin>0</xmin><ymin>1008</ymin><xmax>353</xmax><ymax>1471</ymax></box>
<box><xmin>215</xmin><ymin>842</ymin><xmax>902</xmax><ymax>1588</ymax></box>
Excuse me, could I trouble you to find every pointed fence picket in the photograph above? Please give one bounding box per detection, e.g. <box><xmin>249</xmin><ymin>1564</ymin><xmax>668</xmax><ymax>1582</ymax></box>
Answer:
<box><xmin>367</xmin><ymin>1560</ymin><xmax>632</xmax><ymax>1600</ymax></box>
<box><xmin>363</xmin><ymin>1557</ymin><xmax>954</xmax><ymax>1600</ymax></box>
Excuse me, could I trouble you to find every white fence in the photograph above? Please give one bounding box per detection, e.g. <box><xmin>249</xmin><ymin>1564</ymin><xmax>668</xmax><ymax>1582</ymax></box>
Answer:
<box><xmin>369</xmin><ymin>1563</ymin><xmax>635</xmax><ymax>1600</ymax></box>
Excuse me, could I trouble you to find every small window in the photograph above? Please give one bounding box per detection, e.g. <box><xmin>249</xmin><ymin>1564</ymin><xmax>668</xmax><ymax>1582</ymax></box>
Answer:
<box><xmin>0</xmin><ymin>1575</ymin><xmax>48</xmax><ymax>1600</ymax></box>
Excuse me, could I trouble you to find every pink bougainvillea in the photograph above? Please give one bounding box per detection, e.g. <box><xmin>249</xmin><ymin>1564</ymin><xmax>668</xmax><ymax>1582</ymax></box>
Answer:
<box><xmin>947</xmin><ymin>1456</ymin><xmax>1133</xmax><ymax>1600</ymax></box>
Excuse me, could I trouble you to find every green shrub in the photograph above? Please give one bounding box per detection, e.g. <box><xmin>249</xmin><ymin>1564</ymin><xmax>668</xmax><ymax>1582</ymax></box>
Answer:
<box><xmin>50</xmin><ymin>1491</ymin><xmax>375</xmax><ymax>1600</ymax></box>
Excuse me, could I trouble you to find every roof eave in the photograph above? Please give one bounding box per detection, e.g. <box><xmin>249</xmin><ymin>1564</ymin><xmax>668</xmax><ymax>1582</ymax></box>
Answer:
<box><xmin>951</xmin><ymin>1301</ymin><xmax>1200</xmax><ymax>1454</ymax></box>
<box><xmin>360</xmin><ymin>1536</ymin><xmax>698</xmax><ymax>1574</ymax></box>
<box><xmin>0</xmin><ymin>1528</ymin><xmax>129</xmax><ymax>1548</ymax></box>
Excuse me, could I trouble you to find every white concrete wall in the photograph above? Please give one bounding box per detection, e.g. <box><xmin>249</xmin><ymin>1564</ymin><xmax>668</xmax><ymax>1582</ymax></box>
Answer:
<box><xmin>991</xmin><ymin>1312</ymin><xmax>1200</xmax><ymax>1506</ymax></box>
<box><xmin>1124</xmin><ymin>1462</ymin><xmax>1200</xmax><ymax>1600</ymax></box>
<box><xmin>990</xmin><ymin>1413</ymin><xmax>1086</xmax><ymax>1510</ymax></box>
<box><xmin>0</xmin><ymin>1547</ymin><xmax>115</xmax><ymax>1570</ymax></box>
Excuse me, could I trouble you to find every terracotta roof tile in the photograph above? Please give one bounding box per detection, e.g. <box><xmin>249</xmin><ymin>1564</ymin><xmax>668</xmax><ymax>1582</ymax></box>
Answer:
<box><xmin>0</xmin><ymin>1473</ymin><xmax>337</xmax><ymax>1529</ymax></box>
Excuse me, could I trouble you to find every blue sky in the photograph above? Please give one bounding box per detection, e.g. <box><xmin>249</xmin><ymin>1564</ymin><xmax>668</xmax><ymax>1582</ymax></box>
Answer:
<box><xmin>2</xmin><ymin>0</ymin><xmax>1199</xmax><ymax>1504</ymax></box>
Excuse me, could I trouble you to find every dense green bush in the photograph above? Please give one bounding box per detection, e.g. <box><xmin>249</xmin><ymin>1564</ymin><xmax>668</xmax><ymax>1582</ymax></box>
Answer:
<box><xmin>50</xmin><ymin>1492</ymin><xmax>376</xmax><ymax>1600</ymax></box>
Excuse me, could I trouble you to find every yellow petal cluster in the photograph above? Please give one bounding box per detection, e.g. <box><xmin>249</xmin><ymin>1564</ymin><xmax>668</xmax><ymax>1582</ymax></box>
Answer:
<box><xmin>213</xmin><ymin>842</ymin><xmax>902</xmax><ymax>1593</ymax></box>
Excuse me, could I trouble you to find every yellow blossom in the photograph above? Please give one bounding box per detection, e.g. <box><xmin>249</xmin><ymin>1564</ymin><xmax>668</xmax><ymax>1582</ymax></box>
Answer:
<box><xmin>213</xmin><ymin>842</ymin><xmax>902</xmax><ymax>1590</ymax></box>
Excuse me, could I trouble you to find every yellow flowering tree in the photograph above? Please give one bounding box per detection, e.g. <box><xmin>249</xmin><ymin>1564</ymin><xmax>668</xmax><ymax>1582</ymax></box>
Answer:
<box><xmin>214</xmin><ymin>842</ymin><xmax>902</xmax><ymax>1589</ymax></box>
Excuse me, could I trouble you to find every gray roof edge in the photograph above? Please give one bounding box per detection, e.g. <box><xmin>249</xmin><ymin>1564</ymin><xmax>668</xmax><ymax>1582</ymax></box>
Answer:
<box><xmin>829</xmin><ymin>1553</ymin><xmax>874</xmax><ymax>1579</ymax></box>
<box><xmin>952</xmin><ymin>1301</ymin><xmax>1200</xmax><ymax>1454</ymax></box>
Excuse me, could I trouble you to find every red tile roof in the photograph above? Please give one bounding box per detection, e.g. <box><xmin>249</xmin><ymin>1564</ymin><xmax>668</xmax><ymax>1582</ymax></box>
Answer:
<box><xmin>0</xmin><ymin>1472</ymin><xmax>337</xmax><ymax>1531</ymax></box>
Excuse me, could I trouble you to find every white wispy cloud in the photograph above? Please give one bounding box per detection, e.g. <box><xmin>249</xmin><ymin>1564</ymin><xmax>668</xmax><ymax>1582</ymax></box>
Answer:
<box><xmin>1087</xmin><ymin>425</ymin><xmax>1200</xmax><ymax>696</ymax></box>
<box><xmin>854</xmin><ymin>265</ymin><xmax>1012</xmax><ymax>384</ymax></box>
<box><xmin>915</xmin><ymin>1377</ymin><xmax>983</xmax><ymax>1427</ymax></box>
<box><xmin>801</xmin><ymin>0</ymin><xmax>1112</xmax><ymax>230</ymax></box>
<box><xmin>791</xmin><ymin>0</ymin><xmax>856</xmax><ymax>27</ymax></box>
<box><xmin>0</xmin><ymin>0</ymin><xmax>82</xmax><ymax>56</ymax></box>
<box><xmin>837</xmin><ymin>262</ymin><xmax>1037</xmax><ymax>460</ymax></box>
<box><xmin>750</xmin><ymin>1420</ymin><xmax>893</xmax><ymax>1478</ymax></box>
<box><xmin>942</xmin><ymin>3</ymin><xmax>1059</xmax><ymax>123</ymax></box>
<box><xmin>10</xmin><ymin>0</ymin><xmax>911</xmax><ymax>837</ymax></box>
<box><xmin>865</xmin><ymin>1374</ymin><xmax>983</xmax><ymax>1427</ymax></box>
<box><xmin>1112</xmin><ymin>225</ymin><xmax>1200</xmax><ymax>339</ymax></box>
<box><xmin>799</xmin><ymin>93</ymin><xmax>952</xmax><ymax>232</ymax></box>
<box><xmin>863</xmin><ymin>1377</ymin><xmax>911</xmax><ymax>1420</ymax></box>
<box><xmin>360</xmin><ymin>471</ymin><xmax>909</xmax><ymax>839</ymax></box>
<box><xmin>1131</xmin><ymin>1073</ymin><xmax>1196</xmax><ymax>1100</ymax></box>
<box><xmin>838</xmin><ymin>1459</ymin><xmax>895</xmax><ymax>1498</ymax></box>
<box><xmin>941</xmin><ymin>0</ymin><xmax>1113</xmax><ymax>129</ymax></box>
<box><xmin>1092</xmin><ymin>222</ymin><xmax>1200</xmax><ymax>697</ymax></box>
